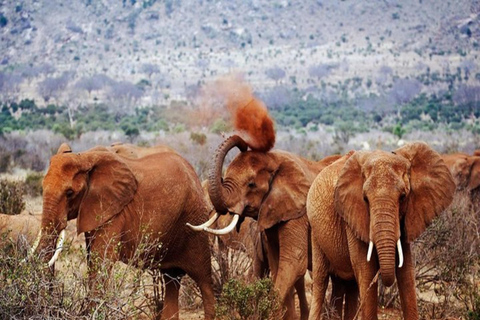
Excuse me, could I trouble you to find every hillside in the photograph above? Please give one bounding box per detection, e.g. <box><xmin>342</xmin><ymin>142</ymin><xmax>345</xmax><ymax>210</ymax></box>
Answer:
<box><xmin>1</xmin><ymin>0</ymin><xmax>478</xmax><ymax>107</ymax></box>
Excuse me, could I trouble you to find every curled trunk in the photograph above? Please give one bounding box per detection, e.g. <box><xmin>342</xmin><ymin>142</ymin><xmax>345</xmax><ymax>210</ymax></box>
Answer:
<box><xmin>208</xmin><ymin>135</ymin><xmax>248</xmax><ymax>214</ymax></box>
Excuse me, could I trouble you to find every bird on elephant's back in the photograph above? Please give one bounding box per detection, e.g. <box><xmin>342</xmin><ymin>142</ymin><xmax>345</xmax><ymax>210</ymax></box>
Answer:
<box><xmin>30</xmin><ymin>142</ymin><xmax>216</xmax><ymax>320</ymax></box>
<box><xmin>307</xmin><ymin>141</ymin><xmax>456</xmax><ymax>320</ymax></box>
<box><xmin>189</xmin><ymin>134</ymin><xmax>342</xmax><ymax>320</ymax></box>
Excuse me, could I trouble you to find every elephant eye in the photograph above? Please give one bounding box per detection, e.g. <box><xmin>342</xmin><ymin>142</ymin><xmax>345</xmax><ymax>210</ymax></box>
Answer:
<box><xmin>400</xmin><ymin>192</ymin><xmax>406</xmax><ymax>201</ymax></box>
<box><xmin>66</xmin><ymin>189</ymin><xmax>74</xmax><ymax>198</ymax></box>
<box><xmin>248</xmin><ymin>181</ymin><xmax>256</xmax><ymax>188</ymax></box>
<box><xmin>363</xmin><ymin>195</ymin><xmax>369</xmax><ymax>204</ymax></box>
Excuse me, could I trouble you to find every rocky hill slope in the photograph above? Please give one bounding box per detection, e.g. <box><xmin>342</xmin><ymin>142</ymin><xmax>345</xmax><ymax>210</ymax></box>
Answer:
<box><xmin>0</xmin><ymin>0</ymin><xmax>478</xmax><ymax>105</ymax></box>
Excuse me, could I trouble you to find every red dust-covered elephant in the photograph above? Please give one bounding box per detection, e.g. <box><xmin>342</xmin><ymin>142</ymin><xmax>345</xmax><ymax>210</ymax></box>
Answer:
<box><xmin>307</xmin><ymin>142</ymin><xmax>455</xmax><ymax>320</ymax></box>
<box><xmin>32</xmin><ymin>143</ymin><xmax>215</xmax><ymax>319</ymax></box>
<box><xmin>190</xmin><ymin>133</ymin><xmax>341</xmax><ymax>320</ymax></box>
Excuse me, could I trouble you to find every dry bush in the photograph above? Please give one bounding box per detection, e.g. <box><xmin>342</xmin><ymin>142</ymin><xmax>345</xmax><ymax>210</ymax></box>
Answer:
<box><xmin>0</xmin><ymin>227</ymin><xmax>205</xmax><ymax>320</ymax></box>
<box><xmin>0</xmin><ymin>179</ymin><xmax>25</xmax><ymax>215</ymax></box>
<box><xmin>412</xmin><ymin>192</ymin><xmax>480</xmax><ymax>319</ymax></box>
<box><xmin>375</xmin><ymin>191</ymin><xmax>480</xmax><ymax>318</ymax></box>
<box><xmin>24</xmin><ymin>171</ymin><xmax>44</xmax><ymax>197</ymax></box>
<box><xmin>179</xmin><ymin>230</ymin><xmax>256</xmax><ymax>312</ymax></box>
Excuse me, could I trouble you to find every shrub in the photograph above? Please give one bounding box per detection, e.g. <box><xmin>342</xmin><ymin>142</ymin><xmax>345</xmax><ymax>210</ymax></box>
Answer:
<box><xmin>0</xmin><ymin>153</ymin><xmax>11</xmax><ymax>173</ymax></box>
<box><xmin>413</xmin><ymin>192</ymin><xmax>480</xmax><ymax>318</ymax></box>
<box><xmin>190</xmin><ymin>132</ymin><xmax>207</xmax><ymax>146</ymax></box>
<box><xmin>215</xmin><ymin>278</ymin><xmax>284</xmax><ymax>320</ymax></box>
<box><xmin>24</xmin><ymin>172</ymin><xmax>44</xmax><ymax>197</ymax></box>
<box><xmin>0</xmin><ymin>13</ymin><xmax>7</xmax><ymax>28</ymax></box>
<box><xmin>0</xmin><ymin>225</ymin><xmax>175</xmax><ymax>319</ymax></box>
<box><xmin>210</xmin><ymin>119</ymin><xmax>231</xmax><ymax>134</ymax></box>
<box><xmin>0</xmin><ymin>179</ymin><xmax>25</xmax><ymax>215</ymax></box>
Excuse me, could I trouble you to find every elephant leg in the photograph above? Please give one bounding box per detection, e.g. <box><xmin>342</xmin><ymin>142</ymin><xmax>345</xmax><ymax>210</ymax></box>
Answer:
<box><xmin>395</xmin><ymin>241</ymin><xmax>419</xmax><ymax>320</ymax></box>
<box><xmin>353</xmin><ymin>259</ymin><xmax>378</xmax><ymax>320</ymax></box>
<box><xmin>344</xmin><ymin>280</ymin><xmax>359</xmax><ymax>320</ymax></box>
<box><xmin>217</xmin><ymin>236</ymin><xmax>229</xmax><ymax>285</ymax></box>
<box><xmin>184</xmin><ymin>268</ymin><xmax>215</xmax><ymax>320</ymax></box>
<box><xmin>357</xmin><ymin>276</ymin><xmax>378</xmax><ymax>320</ymax></box>
<box><xmin>349</xmin><ymin>233</ymin><xmax>378</xmax><ymax>320</ymax></box>
<box><xmin>152</xmin><ymin>270</ymin><xmax>163</xmax><ymax>320</ymax></box>
<box><xmin>84</xmin><ymin>230</ymin><xmax>120</xmax><ymax>314</ymax></box>
<box><xmin>271</xmin><ymin>251</ymin><xmax>300</xmax><ymax>319</ymax></box>
<box><xmin>161</xmin><ymin>269</ymin><xmax>184</xmax><ymax>320</ymax></box>
<box><xmin>308</xmin><ymin>256</ymin><xmax>329</xmax><ymax>320</ymax></box>
<box><xmin>272</xmin><ymin>219</ymin><xmax>309</xmax><ymax>320</ymax></box>
<box><xmin>252</xmin><ymin>232</ymin><xmax>270</xmax><ymax>279</ymax></box>
<box><xmin>330</xmin><ymin>275</ymin><xmax>345</xmax><ymax>320</ymax></box>
<box><xmin>294</xmin><ymin>276</ymin><xmax>309</xmax><ymax>320</ymax></box>
<box><xmin>309</xmin><ymin>227</ymin><xmax>330</xmax><ymax>320</ymax></box>
<box><xmin>87</xmin><ymin>231</ymin><xmax>120</xmax><ymax>293</ymax></box>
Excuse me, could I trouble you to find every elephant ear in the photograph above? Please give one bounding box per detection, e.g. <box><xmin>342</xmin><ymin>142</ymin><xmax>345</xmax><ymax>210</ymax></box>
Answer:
<box><xmin>57</xmin><ymin>143</ymin><xmax>72</xmax><ymax>154</ymax></box>
<box><xmin>447</xmin><ymin>154</ymin><xmax>471</xmax><ymax>190</ymax></box>
<box><xmin>257</xmin><ymin>158</ymin><xmax>311</xmax><ymax>231</ymax></box>
<box><xmin>394</xmin><ymin>142</ymin><xmax>456</xmax><ymax>242</ymax></box>
<box><xmin>467</xmin><ymin>156</ymin><xmax>480</xmax><ymax>192</ymax></box>
<box><xmin>77</xmin><ymin>152</ymin><xmax>138</xmax><ymax>234</ymax></box>
<box><xmin>334</xmin><ymin>151</ymin><xmax>370</xmax><ymax>243</ymax></box>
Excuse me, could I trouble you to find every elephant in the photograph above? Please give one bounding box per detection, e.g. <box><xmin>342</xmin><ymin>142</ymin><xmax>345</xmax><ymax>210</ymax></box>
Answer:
<box><xmin>109</xmin><ymin>142</ymin><xmax>177</xmax><ymax>159</ymax></box>
<box><xmin>441</xmin><ymin>152</ymin><xmax>480</xmax><ymax>192</ymax></box>
<box><xmin>189</xmin><ymin>134</ymin><xmax>342</xmax><ymax>320</ymax></box>
<box><xmin>0</xmin><ymin>213</ymin><xmax>41</xmax><ymax>249</ymax></box>
<box><xmin>307</xmin><ymin>142</ymin><xmax>456</xmax><ymax>320</ymax></box>
<box><xmin>200</xmin><ymin>179</ymin><xmax>269</xmax><ymax>288</ymax></box>
<box><xmin>32</xmin><ymin>143</ymin><xmax>215</xmax><ymax>320</ymax></box>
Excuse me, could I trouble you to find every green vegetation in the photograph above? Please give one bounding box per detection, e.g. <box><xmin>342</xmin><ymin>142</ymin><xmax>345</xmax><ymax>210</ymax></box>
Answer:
<box><xmin>215</xmin><ymin>278</ymin><xmax>284</xmax><ymax>320</ymax></box>
<box><xmin>1</xmin><ymin>68</ymin><xmax>478</xmax><ymax>142</ymax></box>
<box><xmin>0</xmin><ymin>13</ymin><xmax>7</xmax><ymax>28</ymax></box>
<box><xmin>24</xmin><ymin>172</ymin><xmax>44</xmax><ymax>197</ymax></box>
<box><xmin>0</xmin><ymin>101</ymin><xmax>170</xmax><ymax>140</ymax></box>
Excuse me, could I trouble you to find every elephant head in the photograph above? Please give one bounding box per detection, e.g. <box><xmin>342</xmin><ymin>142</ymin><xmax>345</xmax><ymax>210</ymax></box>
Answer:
<box><xmin>33</xmin><ymin>143</ymin><xmax>137</xmax><ymax>266</ymax></box>
<box><xmin>335</xmin><ymin>142</ymin><xmax>455</xmax><ymax>287</ymax></box>
<box><xmin>190</xmin><ymin>135</ymin><xmax>312</xmax><ymax>233</ymax></box>
<box><xmin>442</xmin><ymin>153</ymin><xmax>480</xmax><ymax>192</ymax></box>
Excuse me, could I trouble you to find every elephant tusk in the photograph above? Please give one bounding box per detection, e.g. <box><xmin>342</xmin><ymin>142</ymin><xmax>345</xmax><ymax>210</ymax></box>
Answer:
<box><xmin>48</xmin><ymin>229</ymin><xmax>66</xmax><ymax>268</ymax></box>
<box><xmin>29</xmin><ymin>229</ymin><xmax>42</xmax><ymax>255</ymax></box>
<box><xmin>367</xmin><ymin>241</ymin><xmax>374</xmax><ymax>262</ymax></box>
<box><xmin>397</xmin><ymin>239</ymin><xmax>404</xmax><ymax>268</ymax></box>
<box><xmin>186</xmin><ymin>212</ymin><xmax>219</xmax><ymax>231</ymax></box>
<box><xmin>21</xmin><ymin>230</ymin><xmax>42</xmax><ymax>263</ymax></box>
<box><xmin>203</xmin><ymin>214</ymin><xmax>239</xmax><ymax>235</ymax></box>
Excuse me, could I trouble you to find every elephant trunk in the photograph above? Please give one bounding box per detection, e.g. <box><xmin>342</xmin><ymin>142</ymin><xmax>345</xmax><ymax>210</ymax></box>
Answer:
<box><xmin>371</xmin><ymin>205</ymin><xmax>400</xmax><ymax>288</ymax></box>
<box><xmin>34</xmin><ymin>209</ymin><xmax>67</xmax><ymax>267</ymax></box>
<box><xmin>208</xmin><ymin>135</ymin><xmax>248</xmax><ymax>215</ymax></box>
<box><xmin>374</xmin><ymin>231</ymin><xmax>397</xmax><ymax>287</ymax></box>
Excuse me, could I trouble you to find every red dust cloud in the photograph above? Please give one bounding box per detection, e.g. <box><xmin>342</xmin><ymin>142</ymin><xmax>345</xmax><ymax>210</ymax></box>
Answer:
<box><xmin>230</xmin><ymin>95</ymin><xmax>275</xmax><ymax>152</ymax></box>
<box><xmin>199</xmin><ymin>73</ymin><xmax>276</xmax><ymax>152</ymax></box>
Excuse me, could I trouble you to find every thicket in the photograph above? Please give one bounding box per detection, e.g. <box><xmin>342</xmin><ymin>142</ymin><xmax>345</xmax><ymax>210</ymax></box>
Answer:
<box><xmin>0</xmin><ymin>179</ymin><xmax>25</xmax><ymax>215</ymax></box>
<box><xmin>1</xmin><ymin>80</ymin><xmax>478</xmax><ymax>142</ymax></box>
<box><xmin>1</xmin><ymin>100</ymin><xmax>169</xmax><ymax>140</ymax></box>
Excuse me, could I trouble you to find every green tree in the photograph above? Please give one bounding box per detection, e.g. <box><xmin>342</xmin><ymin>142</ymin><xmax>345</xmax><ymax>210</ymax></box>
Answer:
<box><xmin>392</xmin><ymin>123</ymin><xmax>406</xmax><ymax>139</ymax></box>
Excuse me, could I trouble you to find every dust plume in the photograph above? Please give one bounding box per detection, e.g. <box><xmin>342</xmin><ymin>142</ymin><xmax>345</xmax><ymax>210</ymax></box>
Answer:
<box><xmin>200</xmin><ymin>73</ymin><xmax>275</xmax><ymax>152</ymax></box>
